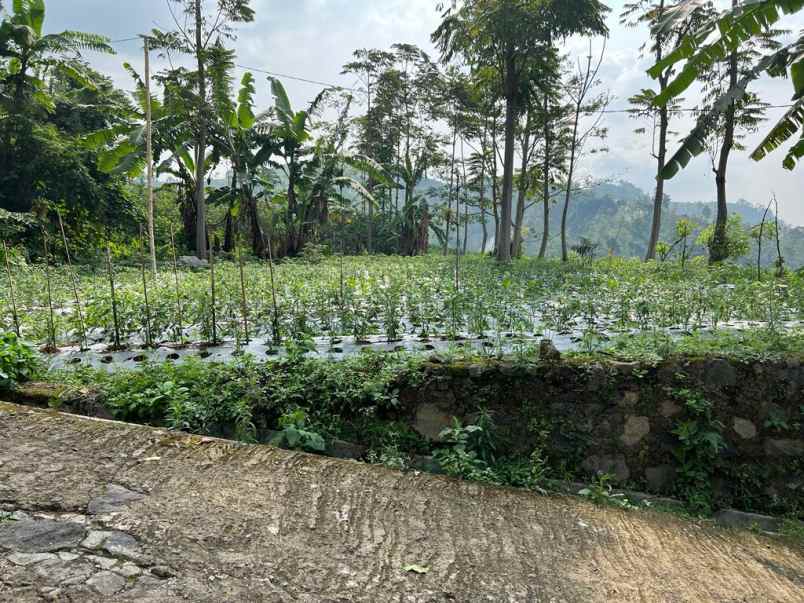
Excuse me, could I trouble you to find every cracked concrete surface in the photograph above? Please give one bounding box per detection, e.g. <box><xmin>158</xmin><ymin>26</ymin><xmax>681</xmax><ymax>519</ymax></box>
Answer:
<box><xmin>0</xmin><ymin>401</ymin><xmax>802</xmax><ymax>602</ymax></box>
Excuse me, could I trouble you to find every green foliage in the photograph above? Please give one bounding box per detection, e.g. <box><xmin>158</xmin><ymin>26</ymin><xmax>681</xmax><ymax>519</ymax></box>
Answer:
<box><xmin>434</xmin><ymin>418</ymin><xmax>499</xmax><ymax>483</ymax></box>
<box><xmin>649</xmin><ymin>0</ymin><xmax>804</xmax><ymax>174</ymax></box>
<box><xmin>578</xmin><ymin>473</ymin><xmax>640</xmax><ymax>510</ymax></box>
<box><xmin>270</xmin><ymin>408</ymin><xmax>326</xmax><ymax>453</ymax></box>
<box><xmin>696</xmin><ymin>215</ymin><xmax>750</xmax><ymax>261</ymax></box>
<box><xmin>671</xmin><ymin>388</ymin><xmax>726</xmax><ymax>516</ymax></box>
<box><xmin>71</xmin><ymin>356</ymin><xmax>258</xmax><ymax>439</ymax></box>
<box><xmin>0</xmin><ymin>331</ymin><xmax>40</xmax><ymax>390</ymax></box>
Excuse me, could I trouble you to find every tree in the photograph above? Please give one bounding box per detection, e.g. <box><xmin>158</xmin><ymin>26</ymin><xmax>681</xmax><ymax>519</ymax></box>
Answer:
<box><xmin>0</xmin><ymin>0</ymin><xmax>114</xmax><ymax>211</ymax></box>
<box><xmin>0</xmin><ymin>0</ymin><xmax>138</xmax><ymax>255</ymax></box>
<box><xmin>342</xmin><ymin>48</ymin><xmax>394</xmax><ymax>251</ymax></box>
<box><xmin>433</xmin><ymin>0</ymin><xmax>609</xmax><ymax>263</ymax></box>
<box><xmin>151</xmin><ymin>0</ymin><xmax>254</xmax><ymax>258</ymax></box>
<box><xmin>650</xmin><ymin>0</ymin><xmax>804</xmax><ymax>175</ymax></box>
<box><xmin>208</xmin><ymin>56</ymin><xmax>273</xmax><ymax>256</ymax></box>
<box><xmin>560</xmin><ymin>41</ymin><xmax>610</xmax><ymax>262</ymax></box>
<box><xmin>622</xmin><ymin>0</ymin><xmax>705</xmax><ymax>261</ymax></box>
<box><xmin>531</xmin><ymin>66</ymin><xmax>571</xmax><ymax>259</ymax></box>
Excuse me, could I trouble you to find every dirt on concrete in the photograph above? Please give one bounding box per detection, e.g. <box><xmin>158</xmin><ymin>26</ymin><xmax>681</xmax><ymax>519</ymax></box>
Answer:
<box><xmin>0</xmin><ymin>401</ymin><xmax>801</xmax><ymax>602</ymax></box>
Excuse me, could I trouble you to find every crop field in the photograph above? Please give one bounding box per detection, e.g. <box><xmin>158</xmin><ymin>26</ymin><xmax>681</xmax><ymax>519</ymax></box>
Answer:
<box><xmin>2</xmin><ymin>254</ymin><xmax>802</xmax><ymax>366</ymax></box>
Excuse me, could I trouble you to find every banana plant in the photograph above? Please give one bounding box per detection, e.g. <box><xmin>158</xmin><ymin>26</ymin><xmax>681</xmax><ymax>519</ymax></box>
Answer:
<box><xmin>649</xmin><ymin>0</ymin><xmax>804</xmax><ymax>174</ymax></box>
<box><xmin>267</xmin><ymin>78</ymin><xmax>393</xmax><ymax>255</ymax></box>
<box><xmin>208</xmin><ymin>64</ymin><xmax>278</xmax><ymax>256</ymax></box>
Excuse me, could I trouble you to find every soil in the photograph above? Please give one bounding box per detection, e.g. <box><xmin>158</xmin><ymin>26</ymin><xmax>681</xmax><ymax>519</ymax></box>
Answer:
<box><xmin>0</xmin><ymin>401</ymin><xmax>802</xmax><ymax>602</ymax></box>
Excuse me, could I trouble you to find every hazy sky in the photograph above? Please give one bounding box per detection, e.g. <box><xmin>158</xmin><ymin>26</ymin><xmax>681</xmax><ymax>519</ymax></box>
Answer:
<box><xmin>42</xmin><ymin>0</ymin><xmax>804</xmax><ymax>225</ymax></box>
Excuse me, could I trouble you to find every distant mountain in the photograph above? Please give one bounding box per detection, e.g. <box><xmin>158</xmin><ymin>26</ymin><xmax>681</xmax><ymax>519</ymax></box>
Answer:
<box><xmin>429</xmin><ymin>179</ymin><xmax>803</xmax><ymax>268</ymax></box>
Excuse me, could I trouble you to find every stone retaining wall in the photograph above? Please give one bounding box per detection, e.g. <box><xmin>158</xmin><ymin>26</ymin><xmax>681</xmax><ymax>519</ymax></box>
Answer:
<box><xmin>398</xmin><ymin>357</ymin><xmax>804</xmax><ymax>515</ymax></box>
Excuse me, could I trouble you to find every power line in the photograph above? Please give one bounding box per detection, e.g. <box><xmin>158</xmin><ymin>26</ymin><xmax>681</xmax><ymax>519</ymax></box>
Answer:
<box><xmin>235</xmin><ymin>64</ymin><xmax>358</xmax><ymax>92</ymax></box>
<box><xmin>107</xmin><ymin>37</ymin><xmax>795</xmax><ymax>113</ymax></box>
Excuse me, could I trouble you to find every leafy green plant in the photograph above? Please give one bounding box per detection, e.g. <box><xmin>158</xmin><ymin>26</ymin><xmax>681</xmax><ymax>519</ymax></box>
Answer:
<box><xmin>764</xmin><ymin>407</ymin><xmax>790</xmax><ymax>432</ymax></box>
<box><xmin>672</xmin><ymin>389</ymin><xmax>726</xmax><ymax>516</ymax></box>
<box><xmin>434</xmin><ymin>418</ymin><xmax>498</xmax><ymax>483</ymax></box>
<box><xmin>578</xmin><ymin>473</ymin><xmax>639</xmax><ymax>510</ymax></box>
<box><xmin>0</xmin><ymin>332</ymin><xmax>40</xmax><ymax>390</ymax></box>
<box><xmin>270</xmin><ymin>408</ymin><xmax>326</xmax><ymax>453</ymax></box>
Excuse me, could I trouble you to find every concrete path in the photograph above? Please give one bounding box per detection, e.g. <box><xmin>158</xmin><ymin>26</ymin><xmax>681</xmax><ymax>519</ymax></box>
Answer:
<box><xmin>0</xmin><ymin>402</ymin><xmax>801</xmax><ymax>602</ymax></box>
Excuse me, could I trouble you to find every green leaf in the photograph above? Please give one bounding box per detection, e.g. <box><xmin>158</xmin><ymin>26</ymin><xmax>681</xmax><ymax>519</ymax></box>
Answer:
<box><xmin>270</xmin><ymin>77</ymin><xmax>292</xmax><ymax>122</ymax></box>
<box><xmin>403</xmin><ymin>564</ymin><xmax>430</xmax><ymax>574</ymax></box>
<box><xmin>792</xmin><ymin>59</ymin><xmax>804</xmax><ymax>100</ymax></box>
<box><xmin>333</xmin><ymin>176</ymin><xmax>378</xmax><ymax>208</ymax></box>
<box><xmin>237</xmin><ymin>72</ymin><xmax>256</xmax><ymax>130</ymax></box>
<box><xmin>751</xmin><ymin>98</ymin><xmax>804</xmax><ymax>165</ymax></box>
<box><xmin>28</xmin><ymin>0</ymin><xmax>46</xmax><ymax>36</ymax></box>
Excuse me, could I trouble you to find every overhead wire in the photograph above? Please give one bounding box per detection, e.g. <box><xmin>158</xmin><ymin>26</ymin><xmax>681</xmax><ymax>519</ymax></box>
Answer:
<box><xmin>106</xmin><ymin>36</ymin><xmax>795</xmax><ymax>114</ymax></box>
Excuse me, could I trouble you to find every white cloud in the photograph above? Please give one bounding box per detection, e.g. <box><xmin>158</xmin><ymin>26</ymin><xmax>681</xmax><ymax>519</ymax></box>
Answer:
<box><xmin>45</xmin><ymin>0</ymin><xmax>804</xmax><ymax>224</ymax></box>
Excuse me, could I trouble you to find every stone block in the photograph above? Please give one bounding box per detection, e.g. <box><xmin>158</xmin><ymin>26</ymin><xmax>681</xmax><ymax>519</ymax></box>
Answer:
<box><xmin>622</xmin><ymin>416</ymin><xmax>650</xmax><ymax>447</ymax></box>
<box><xmin>732</xmin><ymin>418</ymin><xmax>757</xmax><ymax>440</ymax></box>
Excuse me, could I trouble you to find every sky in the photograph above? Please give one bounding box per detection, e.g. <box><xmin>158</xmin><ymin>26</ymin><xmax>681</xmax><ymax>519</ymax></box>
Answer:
<box><xmin>41</xmin><ymin>0</ymin><xmax>804</xmax><ymax>225</ymax></box>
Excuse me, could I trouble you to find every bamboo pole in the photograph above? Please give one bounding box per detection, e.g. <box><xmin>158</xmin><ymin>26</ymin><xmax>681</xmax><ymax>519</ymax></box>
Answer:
<box><xmin>56</xmin><ymin>211</ymin><xmax>88</xmax><ymax>350</ymax></box>
<box><xmin>139</xmin><ymin>226</ymin><xmax>153</xmax><ymax>347</ymax></box>
<box><xmin>208</xmin><ymin>232</ymin><xmax>218</xmax><ymax>345</ymax></box>
<box><xmin>169</xmin><ymin>225</ymin><xmax>184</xmax><ymax>343</ymax></box>
<box><xmin>237</xmin><ymin>241</ymin><xmax>250</xmax><ymax>344</ymax></box>
<box><xmin>105</xmin><ymin>244</ymin><xmax>121</xmax><ymax>350</ymax></box>
<box><xmin>266</xmin><ymin>232</ymin><xmax>280</xmax><ymax>346</ymax></box>
<box><xmin>41</xmin><ymin>228</ymin><xmax>57</xmax><ymax>351</ymax></box>
<box><xmin>2</xmin><ymin>241</ymin><xmax>20</xmax><ymax>337</ymax></box>
<box><xmin>143</xmin><ymin>37</ymin><xmax>157</xmax><ymax>276</ymax></box>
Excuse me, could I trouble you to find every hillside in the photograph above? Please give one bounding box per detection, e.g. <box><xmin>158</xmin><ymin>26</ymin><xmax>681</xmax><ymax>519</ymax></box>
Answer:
<box><xmin>440</xmin><ymin>180</ymin><xmax>804</xmax><ymax>267</ymax></box>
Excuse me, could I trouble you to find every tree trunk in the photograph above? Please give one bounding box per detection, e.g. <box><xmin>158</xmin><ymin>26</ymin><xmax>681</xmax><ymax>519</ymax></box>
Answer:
<box><xmin>538</xmin><ymin>98</ymin><xmax>551</xmax><ymax>259</ymax></box>
<box><xmin>645</xmin><ymin>0</ymin><xmax>667</xmax><ymax>262</ymax></box>
<box><xmin>246</xmin><ymin>191</ymin><xmax>265</xmax><ymax>257</ymax></box>
<box><xmin>497</xmin><ymin>56</ymin><xmax>517</xmax><ymax>264</ymax></box>
<box><xmin>512</xmin><ymin>126</ymin><xmax>531</xmax><ymax>258</ymax></box>
<box><xmin>710</xmin><ymin>14</ymin><xmax>738</xmax><ymax>265</ymax></box>
<box><xmin>646</xmin><ymin>104</ymin><xmax>668</xmax><ymax>261</ymax></box>
<box><xmin>223</xmin><ymin>208</ymin><xmax>235</xmax><ymax>253</ymax></box>
<box><xmin>479</xmin><ymin>123</ymin><xmax>489</xmax><ymax>254</ymax></box>
<box><xmin>491</xmin><ymin>130</ymin><xmax>500</xmax><ymax>253</ymax></box>
<box><xmin>193</xmin><ymin>0</ymin><xmax>208</xmax><ymax>259</ymax></box>
<box><xmin>143</xmin><ymin>39</ymin><xmax>157</xmax><ymax>274</ymax></box>
<box><xmin>462</xmin><ymin>196</ymin><xmax>469</xmax><ymax>255</ymax></box>
<box><xmin>444</xmin><ymin>124</ymin><xmax>458</xmax><ymax>256</ymax></box>
<box><xmin>561</xmin><ymin>101</ymin><xmax>582</xmax><ymax>262</ymax></box>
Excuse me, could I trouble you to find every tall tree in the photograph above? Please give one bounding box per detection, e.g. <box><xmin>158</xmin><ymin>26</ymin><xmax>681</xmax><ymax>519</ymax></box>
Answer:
<box><xmin>342</xmin><ymin>48</ymin><xmax>394</xmax><ymax>251</ymax></box>
<box><xmin>650</xmin><ymin>1</ymin><xmax>804</xmax><ymax>174</ymax></box>
<box><xmin>622</xmin><ymin>0</ymin><xmax>702</xmax><ymax>261</ymax></box>
<box><xmin>433</xmin><ymin>0</ymin><xmax>608</xmax><ymax>263</ymax></box>
<box><xmin>560</xmin><ymin>41</ymin><xmax>610</xmax><ymax>262</ymax></box>
<box><xmin>152</xmin><ymin>0</ymin><xmax>254</xmax><ymax>258</ymax></box>
<box><xmin>0</xmin><ymin>0</ymin><xmax>114</xmax><ymax>211</ymax></box>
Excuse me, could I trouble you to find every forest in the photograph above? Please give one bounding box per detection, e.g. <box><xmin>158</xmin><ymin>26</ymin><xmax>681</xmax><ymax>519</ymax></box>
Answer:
<box><xmin>1</xmin><ymin>0</ymin><xmax>804</xmax><ymax>552</ymax></box>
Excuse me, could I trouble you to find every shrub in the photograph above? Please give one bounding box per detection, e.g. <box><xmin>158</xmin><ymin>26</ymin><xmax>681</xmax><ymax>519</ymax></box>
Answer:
<box><xmin>0</xmin><ymin>332</ymin><xmax>40</xmax><ymax>391</ymax></box>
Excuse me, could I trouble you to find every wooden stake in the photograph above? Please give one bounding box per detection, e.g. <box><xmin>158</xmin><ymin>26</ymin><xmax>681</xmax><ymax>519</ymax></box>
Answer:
<box><xmin>144</xmin><ymin>36</ymin><xmax>157</xmax><ymax>276</ymax></box>
<box><xmin>2</xmin><ymin>241</ymin><xmax>20</xmax><ymax>337</ymax></box>
<box><xmin>237</xmin><ymin>241</ymin><xmax>250</xmax><ymax>344</ymax></box>
<box><xmin>139</xmin><ymin>226</ymin><xmax>153</xmax><ymax>347</ymax></box>
<box><xmin>266</xmin><ymin>233</ymin><xmax>280</xmax><ymax>346</ymax></box>
<box><xmin>105</xmin><ymin>244</ymin><xmax>121</xmax><ymax>350</ymax></box>
<box><xmin>208</xmin><ymin>231</ymin><xmax>218</xmax><ymax>345</ymax></box>
<box><xmin>169</xmin><ymin>225</ymin><xmax>184</xmax><ymax>343</ymax></box>
<box><xmin>56</xmin><ymin>211</ymin><xmax>88</xmax><ymax>350</ymax></box>
<box><xmin>41</xmin><ymin>228</ymin><xmax>57</xmax><ymax>351</ymax></box>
